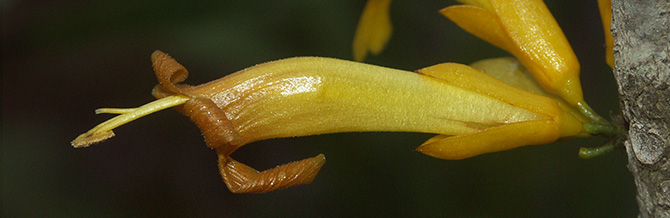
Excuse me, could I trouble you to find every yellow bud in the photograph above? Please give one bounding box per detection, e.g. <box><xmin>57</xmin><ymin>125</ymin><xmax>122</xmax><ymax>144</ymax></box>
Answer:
<box><xmin>352</xmin><ymin>0</ymin><xmax>392</xmax><ymax>62</ymax></box>
<box><xmin>441</xmin><ymin>0</ymin><xmax>584</xmax><ymax>106</ymax></box>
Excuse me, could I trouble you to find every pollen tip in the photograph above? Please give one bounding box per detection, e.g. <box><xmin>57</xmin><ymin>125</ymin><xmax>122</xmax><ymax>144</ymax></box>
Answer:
<box><xmin>71</xmin><ymin>130</ymin><xmax>115</xmax><ymax>148</ymax></box>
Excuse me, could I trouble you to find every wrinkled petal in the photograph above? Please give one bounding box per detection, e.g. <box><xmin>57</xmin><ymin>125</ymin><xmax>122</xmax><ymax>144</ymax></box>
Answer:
<box><xmin>353</xmin><ymin>0</ymin><xmax>392</xmax><ymax>62</ymax></box>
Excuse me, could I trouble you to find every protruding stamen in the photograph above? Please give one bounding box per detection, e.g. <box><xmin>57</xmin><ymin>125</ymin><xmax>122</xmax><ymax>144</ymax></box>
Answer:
<box><xmin>72</xmin><ymin>95</ymin><xmax>190</xmax><ymax>148</ymax></box>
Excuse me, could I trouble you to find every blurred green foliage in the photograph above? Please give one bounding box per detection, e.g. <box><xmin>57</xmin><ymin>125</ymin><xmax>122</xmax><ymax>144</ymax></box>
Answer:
<box><xmin>3</xmin><ymin>0</ymin><xmax>634</xmax><ymax>217</ymax></box>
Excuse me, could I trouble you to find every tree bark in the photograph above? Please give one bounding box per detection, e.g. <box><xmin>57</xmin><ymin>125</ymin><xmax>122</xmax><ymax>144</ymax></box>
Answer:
<box><xmin>611</xmin><ymin>1</ymin><xmax>670</xmax><ymax>217</ymax></box>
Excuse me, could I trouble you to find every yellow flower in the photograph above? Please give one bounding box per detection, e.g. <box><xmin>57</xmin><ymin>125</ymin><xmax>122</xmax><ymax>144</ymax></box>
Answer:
<box><xmin>73</xmin><ymin>51</ymin><xmax>584</xmax><ymax>192</ymax></box>
<box><xmin>352</xmin><ymin>0</ymin><xmax>392</xmax><ymax>62</ymax></box>
<box><xmin>441</xmin><ymin>0</ymin><xmax>584</xmax><ymax>108</ymax></box>
<box><xmin>598</xmin><ymin>0</ymin><xmax>614</xmax><ymax>68</ymax></box>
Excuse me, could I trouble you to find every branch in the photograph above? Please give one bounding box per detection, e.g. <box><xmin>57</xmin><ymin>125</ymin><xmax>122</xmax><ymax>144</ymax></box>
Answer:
<box><xmin>611</xmin><ymin>1</ymin><xmax>670</xmax><ymax>217</ymax></box>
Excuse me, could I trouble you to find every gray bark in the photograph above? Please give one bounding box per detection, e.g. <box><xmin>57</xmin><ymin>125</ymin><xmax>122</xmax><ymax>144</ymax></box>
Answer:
<box><xmin>611</xmin><ymin>1</ymin><xmax>670</xmax><ymax>217</ymax></box>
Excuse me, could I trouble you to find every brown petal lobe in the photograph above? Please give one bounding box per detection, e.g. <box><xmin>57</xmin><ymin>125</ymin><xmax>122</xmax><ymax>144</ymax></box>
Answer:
<box><xmin>151</xmin><ymin>50</ymin><xmax>190</xmax><ymax>93</ymax></box>
<box><xmin>218</xmin><ymin>153</ymin><xmax>326</xmax><ymax>193</ymax></box>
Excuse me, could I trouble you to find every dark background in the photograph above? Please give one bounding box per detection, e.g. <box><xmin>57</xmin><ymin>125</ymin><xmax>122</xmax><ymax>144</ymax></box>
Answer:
<box><xmin>3</xmin><ymin>0</ymin><xmax>635</xmax><ymax>217</ymax></box>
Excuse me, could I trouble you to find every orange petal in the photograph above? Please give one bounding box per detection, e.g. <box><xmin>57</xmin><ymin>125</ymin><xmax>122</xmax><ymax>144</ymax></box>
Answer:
<box><xmin>151</xmin><ymin>50</ymin><xmax>191</xmax><ymax>94</ymax></box>
<box><xmin>218</xmin><ymin>153</ymin><xmax>326</xmax><ymax>193</ymax></box>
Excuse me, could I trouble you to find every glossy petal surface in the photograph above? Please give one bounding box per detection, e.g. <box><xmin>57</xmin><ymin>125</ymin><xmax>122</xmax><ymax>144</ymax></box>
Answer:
<box><xmin>177</xmin><ymin>57</ymin><xmax>546</xmax><ymax>145</ymax></box>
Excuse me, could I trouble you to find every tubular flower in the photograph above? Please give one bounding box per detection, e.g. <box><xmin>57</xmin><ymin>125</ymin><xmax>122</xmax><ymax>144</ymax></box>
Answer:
<box><xmin>352</xmin><ymin>0</ymin><xmax>392</xmax><ymax>62</ymax></box>
<box><xmin>73</xmin><ymin>51</ymin><xmax>583</xmax><ymax>193</ymax></box>
<box><xmin>597</xmin><ymin>0</ymin><xmax>614</xmax><ymax>68</ymax></box>
<box><xmin>441</xmin><ymin>0</ymin><xmax>584</xmax><ymax>108</ymax></box>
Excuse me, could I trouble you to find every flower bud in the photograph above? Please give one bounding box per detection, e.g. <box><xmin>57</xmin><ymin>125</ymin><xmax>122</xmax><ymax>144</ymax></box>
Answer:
<box><xmin>442</xmin><ymin>0</ymin><xmax>584</xmax><ymax>106</ymax></box>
